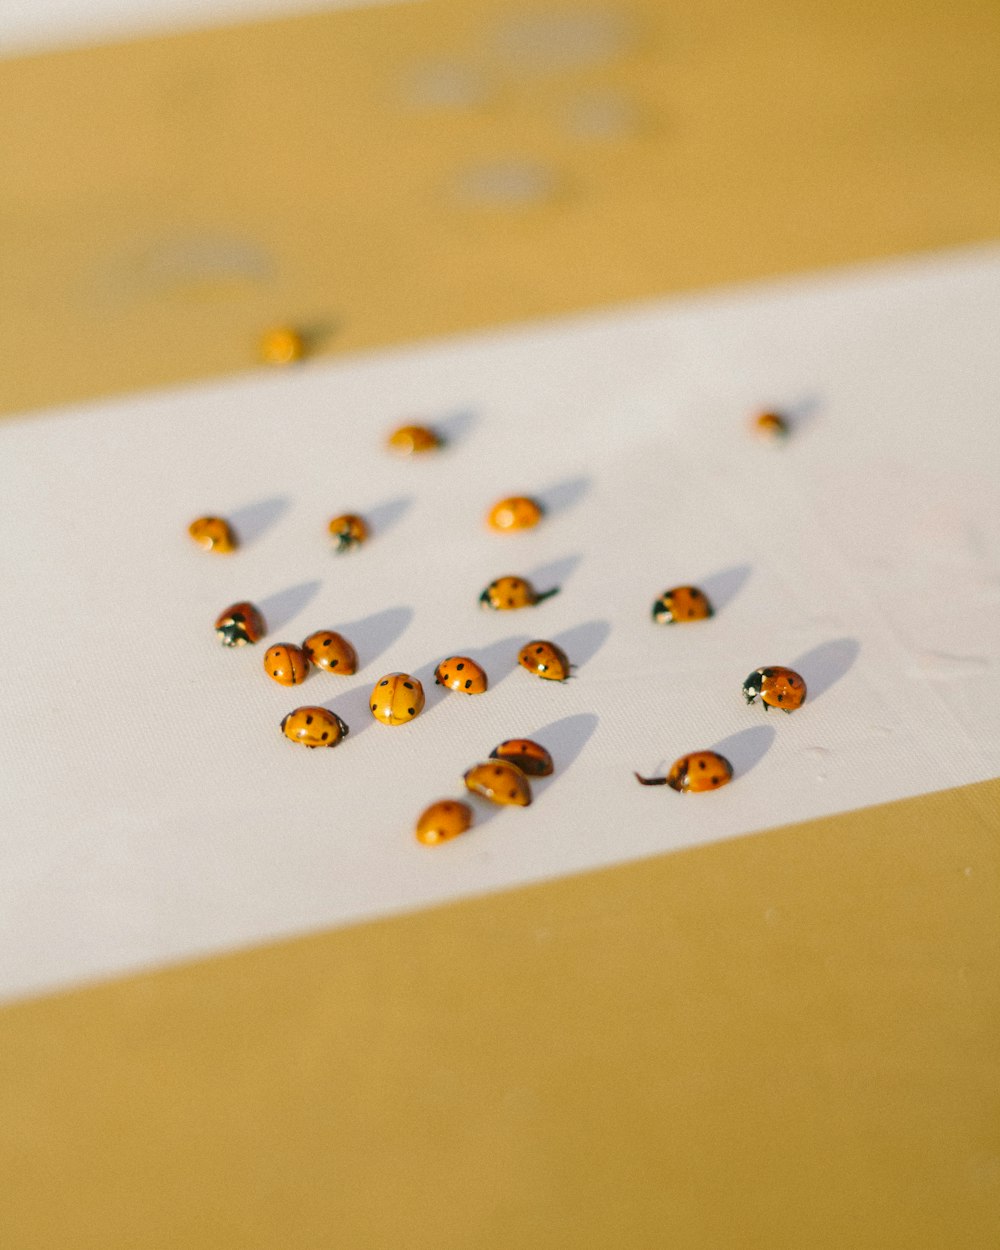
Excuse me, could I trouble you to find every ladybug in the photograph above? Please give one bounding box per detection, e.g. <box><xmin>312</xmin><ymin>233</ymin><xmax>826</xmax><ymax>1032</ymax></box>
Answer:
<box><xmin>302</xmin><ymin>630</ymin><xmax>358</xmax><ymax>675</ymax></box>
<box><xmin>487</xmin><ymin>496</ymin><xmax>544</xmax><ymax>532</ymax></box>
<box><xmin>264</xmin><ymin>643</ymin><xmax>310</xmax><ymax>686</ymax></box>
<box><xmin>517</xmin><ymin>640</ymin><xmax>571</xmax><ymax>681</ymax></box>
<box><xmin>188</xmin><ymin>516</ymin><xmax>237</xmax><ymax>553</ymax></box>
<box><xmin>635</xmin><ymin>751</ymin><xmax>733</xmax><ymax>792</ymax></box>
<box><xmin>327</xmin><ymin>513</ymin><xmax>369</xmax><ymax>553</ymax></box>
<box><xmin>489</xmin><ymin>739</ymin><xmax>553</xmax><ymax>777</ymax></box>
<box><xmin>463</xmin><ymin>760</ymin><xmax>532</xmax><ymax>807</ymax></box>
<box><xmin>415</xmin><ymin>800</ymin><xmax>474</xmax><ymax>846</ymax></box>
<box><xmin>743</xmin><ymin>666</ymin><xmax>807</xmax><ymax>712</ymax></box>
<box><xmin>259</xmin><ymin>326</ymin><xmax>305</xmax><ymax>365</ymax></box>
<box><xmin>753</xmin><ymin>410</ymin><xmax>789</xmax><ymax>439</ymax></box>
<box><xmin>651</xmin><ymin>585</ymin><xmax>713</xmax><ymax>624</ymax></box>
<box><xmin>215</xmin><ymin>601</ymin><xmax>266</xmax><ymax>647</ymax></box>
<box><xmin>370</xmin><ymin>673</ymin><xmax>425</xmax><ymax>725</ymax></box>
<box><xmin>387</xmin><ymin>424</ymin><xmax>441</xmax><ymax>455</ymax></box>
<box><xmin>280</xmin><ymin>706</ymin><xmax>349</xmax><ymax>748</ymax></box>
<box><xmin>435</xmin><ymin>656</ymin><xmax>488</xmax><ymax>694</ymax></box>
<box><xmin>479</xmin><ymin>576</ymin><xmax>559</xmax><ymax>611</ymax></box>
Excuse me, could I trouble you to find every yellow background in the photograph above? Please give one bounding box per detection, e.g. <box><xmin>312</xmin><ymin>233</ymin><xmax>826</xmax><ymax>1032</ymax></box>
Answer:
<box><xmin>1</xmin><ymin>1</ymin><xmax>998</xmax><ymax>1246</ymax></box>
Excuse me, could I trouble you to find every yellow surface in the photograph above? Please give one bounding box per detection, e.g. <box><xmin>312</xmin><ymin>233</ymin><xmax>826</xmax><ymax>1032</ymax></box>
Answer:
<box><xmin>2</xmin><ymin>0</ymin><xmax>1000</xmax><ymax>415</ymax></box>
<box><xmin>1</xmin><ymin>778</ymin><xmax>998</xmax><ymax>1249</ymax></box>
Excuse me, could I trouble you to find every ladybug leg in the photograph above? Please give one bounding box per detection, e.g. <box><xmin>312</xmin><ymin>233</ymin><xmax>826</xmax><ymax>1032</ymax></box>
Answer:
<box><xmin>634</xmin><ymin>772</ymin><xmax>669</xmax><ymax>786</ymax></box>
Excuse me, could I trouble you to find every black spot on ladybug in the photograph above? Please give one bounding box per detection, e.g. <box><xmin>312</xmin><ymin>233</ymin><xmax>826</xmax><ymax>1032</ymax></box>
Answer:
<box><xmin>507</xmin><ymin>598</ymin><xmax>515</xmax><ymax>606</ymax></box>
<box><xmin>494</xmin><ymin>767</ymin><xmax>502</xmax><ymax>775</ymax></box>
<box><xmin>698</xmin><ymin>759</ymin><xmax>706</xmax><ymax>768</ymax></box>
<box><xmin>370</xmin><ymin>703</ymin><xmax>377</xmax><ymax>711</ymax></box>
<box><xmin>330</xmin><ymin>658</ymin><xmax>338</xmax><ymax>667</ymax></box>
<box><xmin>711</xmin><ymin>776</ymin><xmax>720</xmax><ymax>785</ymax></box>
<box><xmin>509</xmin><ymin>790</ymin><xmax>517</xmax><ymax>799</ymax></box>
<box><xmin>273</xmin><ymin>670</ymin><xmax>280</xmax><ymax>676</ymax></box>
<box><xmin>778</xmin><ymin>694</ymin><xmax>784</xmax><ymax>702</ymax></box>
<box><xmin>324</xmin><ymin>637</ymin><xmax>332</xmax><ymax>645</ymax></box>
<box><xmin>321</xmin><ymin>732</ymin><xmax>329</xmax><ymax>740</ymax></box>
<box><xmin>380</xmin><ymin>680</ymin><xmax>388</xmax><ymax>686</ymax></box>
<box><xmin>403</xmin><ymin>681</ymin><xmax>413</xmax><ymax>689</ymax></box>
<box><xmin>407</xmin><ymin>707</ymin><xmax>415</xmax><ymax>715</ymax></box>
<box><xmin>456</xmin><ymin>662</ymin><xmax>465</xmax><ymax>671</ymax></box>
<box><xmin>464</xmin><ymin>680</ymin><xmax>471</xmax><ymax>689</ymax></box>
<box><xmin>535</xmin><ymin>646</ymin><xmax>544</xmax><ymax>653</ymax></box>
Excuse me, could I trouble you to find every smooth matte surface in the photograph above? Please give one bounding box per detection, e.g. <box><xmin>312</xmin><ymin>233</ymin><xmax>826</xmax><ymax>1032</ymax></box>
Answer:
<box><xmin>2</xmin><ymin>248</ymin><xmax>999</xmax><ymax>1001</ymax></box>
<box><xmin>1</xmin><ymin>777</ymin><xmax>998</xmax><ymax>1249</ymax></box>
<box><xmin>2</xmin><ymin>0</ymin><xmax>1000</xmax><ymax>414</ymax></box>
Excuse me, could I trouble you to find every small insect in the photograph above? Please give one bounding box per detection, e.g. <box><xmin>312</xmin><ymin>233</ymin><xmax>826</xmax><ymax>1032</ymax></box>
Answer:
<box><xmin>263</xmin><ymin>643</ymin><xmax>310</xmax><ymax>686</ymax></box>
<box><xmin>753</xmin><ymin>410</ymin><xmax>789</xmax><ymax>439</ymax></box>
<box><xmin>188</xmin><ymin>516</ymin><xmax>237</xmax><ymax>553</ymax></box>
<box><xmin>434</xmin><ymin>656</ymin><xmax>488</xmax><ymax>694</ymax></box>
<box><xmin>259</xmin><ymin>326</ymin><xmax>305</xmax><ymax>365</ymax></box>
<box><xmin>463</xmin><ymin>760</ymin><xmax>532</xmax><ymax>807</ymax></box>
<box><xmin>635</xmin><ymin>752</ymin><xmax>733</xmax><ymax>792</ymax></box>
<box><xmin>302</xmin><ymin>630</ymin><xmax>358</xmax><ymax>675</ymax></box>
<box><xmin>487</xmin><ymin>496</ymin><xmax>544</xmax><ymax>532</ymax></box>
<box><xmin>743</xmin><ymin>666</ymin><xmax>807</xmax><ymax>712</ymax></box>
<box><xmin>215</xmin><ymin>601</ymin><xmax>266</xmax><ymax>647</ymax></box>
<box><xmin>415</xmin><ymin>800</ymin><xmax>474</xmax><ymax>846</ymax></box>
<box><xmin>489</xmin><ymin>739</ymin><xmax>553</xmax><ymax>777</ymax></box>
<box><xmin>280</xmin><ymin>706</ymin><xmax>349</xmax><ymax>748</ymax></box>
<box><xmin>517</xmin><ymin>640</ymin><xmax>571</xmax><ymax>681</ymax></box>
<box><xmin>651</xmin><ymin>585</ymin><xmax>713</xmax><ymax>624</ymax></box>
<box><xmin>370</xmin><ymin>672</ymin><xmax>425</xmax><ymax>725</ymax></box>
<box><xmin>327</xmin><ymin>513</ymin><xmax>369</xmax><ymax>553</ymax></box>
<box><xmin>479</xmin><ymin>576</ymin><xmax>559</xmax><ymax>611</ymax></box>
<box><xmin>387</xmin><ymin>424</ymin><xmax>441</xmax><ymax>455</ymax></box>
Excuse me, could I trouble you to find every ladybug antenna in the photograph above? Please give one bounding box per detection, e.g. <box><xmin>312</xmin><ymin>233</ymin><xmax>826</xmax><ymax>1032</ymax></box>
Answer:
<box><xmin>634</xmin><ymin>771</ymin><xmax>670</xmax><ymax>786</ymax></box>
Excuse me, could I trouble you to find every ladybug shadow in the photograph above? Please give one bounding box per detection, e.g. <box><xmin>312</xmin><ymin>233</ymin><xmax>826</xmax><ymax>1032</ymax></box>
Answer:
<box><xmin>318</xmin><ymin>682</ymin><xmax>380</xmax><ymax>743</ymax></box>
<box><xmin>792</xmin><ymin>637</ymin><xmax>860</xmax><ymax>703</ymax></box>
<box><xmin>228</xmin><ymin>495</ymin><xmax>291</xmax><ymax>547</ymax></box>
<box><xmin>298</xmin><ymin>319</ymin><xmax>339</xmax><ymax>354</ymax></box>
<box><xmin>527</xmin><ymin>553</ymin><xmax>583</xmax><ymax>596</ymax></box>
<box><xmin>471</xmin><ymin>711</ymin><xmax>601</xmax><ymax>829</ymax></box>
<box><xmin>436</xmin><ymin>408</ymin><xmax>478</xmax><ymax>448</ymax></box>
<box><xmin>552</xmin><ymin>618</ymin><xmax>611</xmax><ymax>671</ymax></box>
<box><xmin>411</xmin><ymin>633</ymin><xmax>533</xmax><ymax>723</ymax></box>
<box><xmin>699</xmin><ymin>564</ymin><xmax>752</xmax><ymax>615</ymax></box>
<box><xmin>537</xmin><ymin>474</ymin><xmax>591</xmax><ymax>518</ymax></box>
<box><xmin>366</xmin><ymin>495</ymin><xmax>413</xmax><ymax>538</ymax></box>
<box><xmin>335</xmin><ymin>605</ymin><xmax>414</xmax><ymax>672</ymax></box>
<box><xmin>785</xmin><ymin>392</ymin><xmax>823</xmax><ymax>434</ymax></box>
<box><xmin>710</xmin><ymin>725</ymin><xmax>776</xmax><ymax>780</ymax></box>
<box><xmin>259</xmin><ymin>580</ymin><xmax>322</xmax><ymax>634</ymax></box>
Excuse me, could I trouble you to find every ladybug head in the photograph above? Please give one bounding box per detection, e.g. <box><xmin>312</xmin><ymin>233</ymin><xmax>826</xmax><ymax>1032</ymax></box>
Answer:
<box><xmin>742</xmin><ymin>672</ymin><xmax>760</xmax><ymax>701</ymax></box>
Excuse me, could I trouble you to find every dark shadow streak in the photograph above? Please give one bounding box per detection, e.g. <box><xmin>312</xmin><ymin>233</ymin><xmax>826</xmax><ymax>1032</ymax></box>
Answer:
<box><xmin>792</xmin><ymin>638</ymin><xmax>861</xmax><ymax>703</ymax></box>
<box><xmin>228</xmin><ymin>495</ymin><xmax>291</xmax><ymax>547</ymax></box>
<box><xmin>259</xmin><ymin>580</ymin><xmax>322</xmax><ymax>634</ymax></box>
<box><xmin>699</xmin><ymin>564</ymin><xmax>752</xmax><ymax>615</ymax></box>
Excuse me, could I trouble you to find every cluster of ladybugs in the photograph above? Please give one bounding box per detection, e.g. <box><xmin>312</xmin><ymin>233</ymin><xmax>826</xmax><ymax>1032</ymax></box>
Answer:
<box><xmin>195</xmin><ymin>404</ymin><xmax>802</xmax><ymax>838</ymax></box>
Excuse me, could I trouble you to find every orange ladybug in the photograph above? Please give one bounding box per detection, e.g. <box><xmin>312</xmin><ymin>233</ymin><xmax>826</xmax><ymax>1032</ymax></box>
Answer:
<box><xmin>434</xmin><ymin>656</ymin><xmax>488</xmax><ymax>694</ymax></box>
<box><xmin>463</xmin><ymin>760</ymin><xmax>532</xmax><ymax>807</ymax></box>
<box><xmin>259</xmin><ymin>326</ymin><xmax>305</xmax><ymax>365</ymax></box>
<box><xmin>489</xmin><ymin>739</ymin><xmax>553</xmax><ymax>777</ymax></box>
<box><xmin>753</xmin><ymin>410</ymin><xmax>789</xmax><ymax>439</ymax></box>
<box><xmin>327</xmin><ymin>513</ymin><xmax>369</xmax><ymax>553</ymax></box>
<box><xmin>302</xmin><ymin>630</ymin><xmax>358</xmax><ymax>675</ymax></box>
<box><xmin>215</xmin><ymin>601</ymin><xmax>266</xmax><ymax>647</ymax></box>
<box><xmin>387</xmin><ymin>424</ymin><xmax>440</xmax><ymax>455</ymax></box>
<box><xmin>743</xmin><ymin>666</ymin><xmax>807</xmax><ymax>712</ymax></box>
<box><xmin>635</xmin><ymin>751</ymin><xmax>733</xmax><ymax>792</ymax></box>
<box><xmin>263</xmin><ymin>643</ymin><xmax>310</xmax><ymax>686</ymax></box>
<box><xmin>487</xmin><ymin>496</ymin><xmax>544</xmax><ymax>532</ymax></box>
<box><xmin>517</xmin><ymin>640</ymin><xmax>571</xmax><ymax>681</ymax></box>
<box><xmin>280</xmin><ymin>706</ymin><xmax>349</xmax><ymax>748</ymax></box>
<box><xmin>370</xmin><ymin>673</ymin><xmax>425</xmax><ymax>725</ymax></box>
<box><xmin>479</xmin><ymin>576</ymin><xmax>559</xmax><ymax>611</ymax></box>
<box><xmin>651</xmin><ymin>585</ymin><xmax>713</xmax><ymax>624</ymax></box>
<box><xmin>188</xmin><ymin>516</ymin><xmax>237</xmax><ymax>553</ymax></box>
<box><xmin>415</xmin><ymin>800</ymin><xmax>474</xmax><ymax>846</ymax></box>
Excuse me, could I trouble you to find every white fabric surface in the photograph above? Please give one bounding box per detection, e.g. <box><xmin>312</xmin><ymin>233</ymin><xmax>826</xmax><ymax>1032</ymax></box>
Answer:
<box><xmin>1</xmin><ymin>246</ymin><xmax>999</xmax><ymax>1001</ymax></box>
<box><xmin>0</xmin><ymin>0</ymin><xmax>413</xmax><ymax>55</ymax></box>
